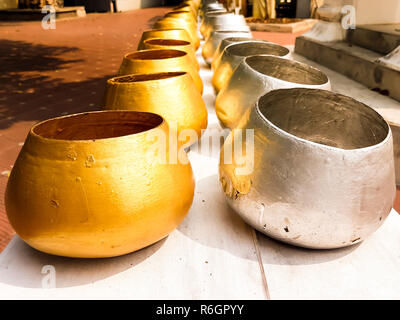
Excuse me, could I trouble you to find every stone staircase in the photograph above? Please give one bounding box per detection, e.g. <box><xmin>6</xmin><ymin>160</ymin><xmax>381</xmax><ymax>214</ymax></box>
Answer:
<box><xmin>295</xmin><ymin>23</ymin><xmax>400</xmax><ymax>102</ymax></box>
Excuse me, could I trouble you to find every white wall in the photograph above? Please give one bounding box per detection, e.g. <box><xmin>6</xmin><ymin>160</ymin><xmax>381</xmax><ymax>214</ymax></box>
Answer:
<box><xmin>354</xmin><ymin>0</ymin><xmax>400</xmax><ymax>25</ymax></box>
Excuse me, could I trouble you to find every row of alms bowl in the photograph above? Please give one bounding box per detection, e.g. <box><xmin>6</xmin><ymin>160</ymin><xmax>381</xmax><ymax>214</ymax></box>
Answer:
<box><xmin>203</xmin><ymin>2</ymin><xmax>395</xmax><ymax>249</ymax></box>
<box><xmin>5</xmin><ymin>0</ymin><xmax>208</xmax><ymax>258</ymax></box>
<box><xmin>5</xmin><ymin>0</ymin><xmax>396</xmax><ymax>257</ymax></box>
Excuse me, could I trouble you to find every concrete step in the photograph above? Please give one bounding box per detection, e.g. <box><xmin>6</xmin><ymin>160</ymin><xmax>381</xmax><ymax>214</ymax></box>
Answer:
<box><xmin>295</xmin><ymin>36</ymin><xmax>400</xmax><ymax>102</ymax></box>
<box><xmin>347</xmin><ymin>24</ymin><xmax>400</xmax><ymax>55</ymax></box>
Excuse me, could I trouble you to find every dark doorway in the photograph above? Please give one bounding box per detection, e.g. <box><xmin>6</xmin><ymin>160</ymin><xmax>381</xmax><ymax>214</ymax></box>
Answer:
<box><xmin>276</xmin><ymin>0</ymin><xmax>297</xmax><ymax>18</ymax></box>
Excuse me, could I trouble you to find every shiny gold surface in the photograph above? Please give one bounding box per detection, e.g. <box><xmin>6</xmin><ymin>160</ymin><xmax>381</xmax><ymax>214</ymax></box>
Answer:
<box><xmin>172</xmin><ymin>5</ymin><xmax>197</xmax><ymax>16</ymax></box>
<box><xmin>103</xmin><ymin>72</ymin><xmax>207</xmax><ymax>143</ymax></box>
<box><xmin>184</xmin><ymin>0</ymin><xmax>200</xmax><ymax>10</ymax></box>
<box><xmin>142</xmin><ymin>38</ymin><xmax>199</xmax><ymax>70</ymax></box>
<box><xmin>137</xmin><ymin>29</ymin><xmax>193</xmax><ymax>50</ymax></box>
<box><xmin>5</xmin><ymin>111</ymin><xmax>195</xmax><ymax>258</ymax></box>
<box><xmin>165</xmin><ymin>11</ymin><xmax>197</xmax><ymax>24</ymax></box>
<box><xmin>118</xmin><ymin>49</ymin><xmax>203</xmax><ymax>94</ymax></box>
<box><xmin>154</xmin><ymin>17</ymin><xmax>200</xmax><ymax>50</ymax></box>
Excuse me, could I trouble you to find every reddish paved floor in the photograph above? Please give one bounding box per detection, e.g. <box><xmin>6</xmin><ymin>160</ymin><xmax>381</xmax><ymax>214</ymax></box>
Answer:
<box><xmin>1</xmin><ymin>9</ymin><xmax>398</xmax><ymax>252</ymax></box>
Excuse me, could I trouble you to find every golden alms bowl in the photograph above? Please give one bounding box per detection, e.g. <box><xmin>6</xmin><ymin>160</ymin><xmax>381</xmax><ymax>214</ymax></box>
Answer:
<box><xmin>103</xmin><ymin>72</ymin><xmax>207</xmax><ymax>144</ymax></box>
<box><xmin>118</xmin><ymin>49</ymin><xmax>203</xmax><ymax>94</ymax></box>
<box><xmin>5</xmin><ymin>110</ymin><xmax>195</xmax><ymax>258</ymax></box>
<box><xmin>142</xmin><ymin>38</ymin><xmax>199</xmax><ymax>70</ymax></box>
<box><xmin>182</xmin><ymin>0</ymin><xmax>200</xmax><ymax>10</ymax></box>
<box><xmin>165</xmin><ymin>10</ymin><xmax>197</xmax><ymax>24</ymax></box>
<box><xmin>137</xmin><ymin>29</ymin><xmax>193</xmax><ymax>50</ymax></box>
<box><xmin>154</xmin><ymin>17</ymin><xmax>200</xmax><ymax>50</ymax></box>
<box><xmin>172</xmin><ymin>5</ymin><xmax>197</xmax><ymax>17</ymax></box>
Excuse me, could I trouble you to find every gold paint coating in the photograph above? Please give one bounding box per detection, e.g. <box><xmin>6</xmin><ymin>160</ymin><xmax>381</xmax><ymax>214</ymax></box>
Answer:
<box><xmin>5</xmin><ymin>111</ymin><xmax>195</xmax><ymax>258</ymax></box>
<box><xmin>142</xmin><ymin>38</ymin><xmax>199</xmax><ymax>70</ymax></box>
<box><xmin>118</xmin><ymin>49</ymin><xmax>203</xmax><ymax>94</ymax></box>
<box><xmin>154</xmin><ymin>17</ymin><xmax>200</xmax><ymax>49</ymax></box>
<box><xmin>137</xmin><ymin>29</ymin><xmax>193</xmax><ymax>50</ymax></box>
<box><xmin>103</xmin><ymin>72</ymin><xmax>207</xmax><ymax>144</ymax></box>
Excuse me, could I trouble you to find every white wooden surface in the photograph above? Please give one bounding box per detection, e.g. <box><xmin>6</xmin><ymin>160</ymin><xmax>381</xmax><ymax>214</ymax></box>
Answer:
<box><xmin>0</xmin><ymin>43</ymin><xmax>399</xmax><ymax>300</ymax></box>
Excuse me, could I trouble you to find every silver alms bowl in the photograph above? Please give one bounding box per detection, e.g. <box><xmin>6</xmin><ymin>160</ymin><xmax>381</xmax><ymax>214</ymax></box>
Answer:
<box><xmin>216</xmin><ymin>55</ymin><xmax>330</xmax><ymax>129</ymax></box>
<box><xmin>219</xmin><ymin>88</ymin><xmax>396</xmax><ymax>249</ymax></box>
<box><xmin>202</xmin><ymin>30</ymin><xmax>252</xmax><ymax>66</ymax></box>
<box><xmin>211</xmin><ymin>36</ymin><xmax>255</xmax><ymax>70</ymax></box>
<box><xmin>212</xmin><ymin>41</ymin><xmax>291</xmax><ymax>94</ymax></box>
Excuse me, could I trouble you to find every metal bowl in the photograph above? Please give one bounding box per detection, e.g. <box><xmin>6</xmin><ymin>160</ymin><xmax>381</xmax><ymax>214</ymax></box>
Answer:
<box><xmin>219</xmin><ymin>88</ymin><xmax>396</xmax><ymax>249</ymax></box>
<box><xmin>211</xmin><ymin>36</ymin><xmax>255</xmax><ymax>70</ymax></box>
<box><xmin>200</xmin><ymin>2</ymin><xmax>225</xmax><ymax>16</ymax></box>
<box><xmin>203</xmin><ymin>14</ymin><xmax>248</xmax><ymax>40</ymax></box>
<box><xmin>142</xmin><ymin>38</ymin><xmax>199</xmax><ymax>70</ymax></box>
<box><xmin>216</xmin><ymin>55</ymin><xmax>330</xmax><ymax>129</ymax></box>
<box><xmin>200</xmin><ymin>12</ymin><xmax>234</xmax><ymax>38</ymax></box>
<box><xmin>212</xmin><ymin>41</ymin><xmax>291</xmax><ymax>94</ymax></box>
<box><xmin>6</xmin><ymin>110</ymin><xmax>195</xmax><ymax>258</ymax></box>
<box><xmin>118</xmin><ymin>49</ymin><xmax>203</xmax><ymax>94</ymax></box>
<box><xmin>137</xmin><ymin>29</ymin><xmax>193</xmax><ymax>50</ymax></box>
<box><xmin>154</xmin><ymin>17</ymin><xmax>200</xmax><ymax>49</ymax></box>
<box><xmin>202</xmin><ymin>30</ymin><xmax>252</xmax><ymax>66</ymax></box>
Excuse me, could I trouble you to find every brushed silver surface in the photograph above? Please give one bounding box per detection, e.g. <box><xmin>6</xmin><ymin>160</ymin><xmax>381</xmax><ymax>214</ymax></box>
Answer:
<box><xmin>216</xmin><ymin>55</ymin><xmax>330</xmax><ymax>129</ymax></box>
<box><xmin>211</xmin><ymin>37</ymin><xmax>255</xmax><ymax>71</ymax></box>
<box><xmin>219</xmin><ymin>88</ymin><xmax>396</xmax><ymax>249</ymax></box>
<box><xmin>202</xmin><ymin>30</ymin><xmax>252</xmax><ymax>66</ymax></box>
<box><xmin>212</xmin><ymin>41</ymin><xmax>291</xmax><ymax>95</ymax></box>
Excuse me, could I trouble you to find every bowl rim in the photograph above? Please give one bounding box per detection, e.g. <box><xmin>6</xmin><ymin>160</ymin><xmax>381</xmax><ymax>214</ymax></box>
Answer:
<box><xmin>225</xmin><ymin>41</ymin><xmax>290</xmax><ymax>57</ymax></box>
<box><xmin>124</xmin><ymin>49</ymin><xmax>188</xmax><ymax>61</ymax></box>
<box><xmin>30</xmin><ymin>110</ymin><xmax>166</xmax><ymax>143</ymax></box>
<box><xmin>107</xmin><ymin>71</ymin><xmax>187</xmax><ymax>85</ymax></box>
<box><xmin>244</xmin><ymin>54</ymin><xmax>329</xmax><ymax>86</ymax></box>
<box><xmin>255</xmin><ymin>88</ymin><xmax>391</xmax><ymax>152</ymax></box>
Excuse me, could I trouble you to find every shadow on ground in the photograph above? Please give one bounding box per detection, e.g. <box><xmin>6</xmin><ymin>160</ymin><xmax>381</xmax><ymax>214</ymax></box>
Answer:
<box><xmin>0</xmin><ymin>39</ymin><xmax>114</xmax><ymax>130</ymax></box>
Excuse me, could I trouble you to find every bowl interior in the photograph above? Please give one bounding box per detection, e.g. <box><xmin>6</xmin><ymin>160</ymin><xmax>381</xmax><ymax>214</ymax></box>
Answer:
<box><xmin>126</xmin><ymin>49</ymin><xmax>186</xmax><ymax>60</ymax></box>
<box><xmin>246</xmin><ymin>55</ymin><xmax>328</xmax><ymax>85</ymax></box>
<box><xmin>227</xmin><ymin>41</ymin><xmax>289</xmax><ymax>57</ymax></box>
<box><xmin>111</xmin><ymin>72</ymin><xmax>185</xmax><ymax>83</ymax></box>
<box><xmin>258</xmin><ymin>89</ymin><xmax>389</xmax><ymax>149</ymax></box>
<box><xmin>33</xmin><ymin>111</ymin><xmax>163</xmax><ymax>141</ymax></box>
<box><xmin>223</xmin><ymin>37</ymin><xmax>253</xmax><ymax>44</ymax></box>
<box><xmin>145</xmin><ymin>38</ymin><xmax>191</xmax><ymax>46</ymax></box>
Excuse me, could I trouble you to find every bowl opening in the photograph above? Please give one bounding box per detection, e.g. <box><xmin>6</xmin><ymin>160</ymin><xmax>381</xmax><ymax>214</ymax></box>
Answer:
<box><xmin>223</xmin><ymin>37</ymin><xmax>253</xmax><ymax>43</ymax></box>
<box><xmin>215</xmin><ymin>30</ymin><xmax>249</xmax><ymax>34</ymax></box>
<box><xmin>258</xmin><ymin>89</ymin><xmax>389</xmax><ymax>150</ymax></box>
<box><xmin>33</xmin><ymin>111</ymin><xmax>163</xmax><ymax>141</ymax></box>
<box><xmin>167</xmin><ymin>10</ymin><xmax>191</xmax><ymax>14</ymax></box>
<box><xmin>145</xmin><ymin>38</ymin><xmax>191</xmax><ymax>46</ymax></box>
<box><xmin>111</xmin><ymin>72</ymin><xmax>186</xmax><ymax>83</ymax></box>
<box><xmin>246</xmin><ymin>55</ymin><xmax>328</xmax><ymax>85</ymax></box>
<box><xmin>227</xmin><ymin>42</ymin><xmax>289</xmax><ymax>57</ymax></box>
<box><xmin>206</xmin><ymin>12</ymin><xmax>231</xmax><ymax>17</ymax></box>
<box><xmin>126</xmin><ymin>49</ymin><xmax>186</xmax><ymax>60</ymax></box>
